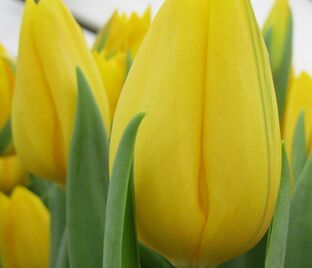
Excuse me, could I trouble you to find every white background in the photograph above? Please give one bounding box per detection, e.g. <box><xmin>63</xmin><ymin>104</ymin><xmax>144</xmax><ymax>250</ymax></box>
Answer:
<box><xmin>0</xmin><ymin>0</ymin><xmax>311</xmax><ymax>74</ymax></box>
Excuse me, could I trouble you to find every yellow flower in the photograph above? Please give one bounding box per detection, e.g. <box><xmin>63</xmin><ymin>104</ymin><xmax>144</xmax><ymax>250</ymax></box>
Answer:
<box><xmin>93</xmin><ymin>51</ymin><xmax>128</xmax><ymax>119</ymax></box>
<box><xmin>263</xmin><ymin>0</ymin><xmax>293</xmax><ymax>119</ymax></box>
<box><xmin>110</xmin><ymin>0</ymin><xmax>281</xmax><ymax>267</ymax></box>
<box><xmin>0</xmin><ymin>45</ymin><xmax>15</xmax><ymax>156</ymax></box>
<box><xmin>12</xmin><ymin>0</ymin><xmax>110</xmax><ymax>184</ymax></box>
<box><xmin>93</xmin><ymin>8</ymin><xmax>151</xmax><ymax>57</ymax></box>
<box><xmin>0</xmin><ymin>192</ymin><xmax>9</xmax><ymax>258</ymax></box>
<box><xmin>283</xmin><ymin>72</ymin><xmax>312</xmax><ymax>156</ymax></box>
<box><xmin>0</xmin><ymin>155</ymin><xmax>28</xmax><ymax>193</ymax></box>
<box><xmin>0</xmin><ymin>45</ymin><xmax>14</xmax><ymax>132</ymax></box>
<box><xmin>1</xmin><ymin>187</ymin><xmax>50</xmax><ymax>268</ymax></box>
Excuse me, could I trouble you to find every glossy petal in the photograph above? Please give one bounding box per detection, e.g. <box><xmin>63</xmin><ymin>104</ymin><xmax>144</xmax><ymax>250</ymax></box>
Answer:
<box><xmin>12</xmin><ymin>0</ymin><xmax>110</xmax><ymax>183</ymax></box>
<box><xmin>2</xmin><ymin>187</ymin><xmax>50</xmax><ymax>268</ymax></box>
<box><xmin>110</xmin><ymin>0</ymin><xmax>281</xmax><ymax>267</ymax></box>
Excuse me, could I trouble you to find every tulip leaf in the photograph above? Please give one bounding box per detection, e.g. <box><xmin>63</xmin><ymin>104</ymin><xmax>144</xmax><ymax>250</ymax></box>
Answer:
<box><xmin>102</xmin><ymin>113</ymin><xmax>145</xmax><ymax>268</ymax></box>
<box><xmin>217</xmin><ymin>235</ymin><xmax>267</xmax><ymax>268</ymax></box>
<box><xmin>56</xmin><ymin>229</ymin><xmax>70</xmax><ymax>268</ymax></box>
<box><xmin>126</xmin><ymin>51</ymin><xmax>133</xmax><ymax>77</ymax></box>
<box><xmin>264</xmin><ymin>16</ymin><xmax>293</xmax><ymax>121</ymax></box>
<box><xmin>292</xmin><ymin>111</ymin><xmax>307</xmax><ymax>182</ymax></box>
<box><xmin>48</xmin><ymin>184</ymin><xmax>67</xmax><ymax>268</ymax></box>
<box><xmin>67</xmin><ymin>67</ymin><xmax>109</xmax><ymax>268</ymax></box>
<box><xmin>28</xmin><ymin>174</ymin><xmax>52</xmax><ymax>205</ymax></box>
<box><xmin>93</xmin><ymin>17</ymin><xmax>112</xmax><ymax>53</ymax></box>
<box><xmin>265</xmin><ymin>143</ymin><xmax>291</xmax><ymax>268</ymax></box>
<box><xmin>139</xmin><ymin>244</ymin><xmax>174</xmax><ymax>268</ymax></box>
<box><xmin>0</xmin><ymin>119</ymin><xmax>12</xmax><ymax>155</ymax></box>
<box><xmin>285</xmin><ymin>149</ymin><xmax>312</xmax><ymax>267</ymax></box>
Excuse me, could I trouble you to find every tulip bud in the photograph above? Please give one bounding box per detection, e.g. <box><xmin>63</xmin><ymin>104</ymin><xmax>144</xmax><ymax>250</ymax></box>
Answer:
<box><xmin>263</xmin><ymin>0</ymin><xmax>293</xmax><ymax>120</ymax></box>
<box><xmin>1</xmin><ymin>187</ymin><xmax>50</xmax><ymax>268</ymax></box>
<box><xmin>0</xmin><ymin>45</ymin><xmax>15</xmax><ymax>156</ymax></box>
<box><xmin>93</xmin><ymin>51</ymin><xmax>127</xmax><ymax>119</ymax></box>
<box><xmin>0</xmin><ymin>155</ymin><xmax>28</xmax><ymax>193</ymax></box>
<box><xmin>283</xmin><ymin>72</ymin><xmax>312</xmax><ymax>156</ymax></box>
<box><xmin>110</xmin><ymin>0</ymin><xmax>281</xmax><ymax>266</ymax></box>
<box><xmin>12</xmin><ymin>0</ymin><xmax>110</xmax><ymax>184</ymax></box>
<box><xmin>0</xmin><ymin>192</ymin><xmax>9</xmax><ymax>260</ymax></box>
<box><xmin>93</xmin><ymin>8</ymin><xmax>151</xmax><ymax>57</ymax></box>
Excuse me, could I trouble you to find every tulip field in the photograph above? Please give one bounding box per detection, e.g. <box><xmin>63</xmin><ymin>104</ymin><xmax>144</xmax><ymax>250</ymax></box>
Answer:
<box><xmin>0</xmin><ymin>0</ymin><xmax>311</xmax><ymax>267</ymax></box>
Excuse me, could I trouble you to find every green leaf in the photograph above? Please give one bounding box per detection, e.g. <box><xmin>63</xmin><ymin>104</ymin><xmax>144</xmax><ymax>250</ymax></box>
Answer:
<box><xmin>56</xmin><ymin>229</ymin><xmax>70</xmax><ymax>268</ymax></box>
<box><xmin>139</xmin><ymin>244</ymin><xmax>174</xmax><ymax>268</ymax></box>
<box><xmin>27</xmin><ymin>174</ymin><xmax>52</xmax><ymax>205</ymax></box>
<box><xmin>292</xmin><ymin>111</ymin><xmax>307</xmax><ymax>182</ymax></box>
<box><xmin>264</xmin><ymin>15</ymin><xmax>293</xmax><ymax>121</ymax></box>
<box><xmin>93</xmin><ymin>17</ymin><xmax>112</xmax><ymax>53</ymax></box>
<box><xmin>67</xmin><ymin>67</ymin><xmax>109</xmax><ymax>268</ymax></box>
<box><xmin>285</xmin><ymin>148</ymin><xmax>312</xmax><ymax>267</ymax></box>
<box><xmin>102</xmin><ymin>113</ymin><xmax>145</xmax><ymax>268</ymax></box>
<box><xmin>217</xmin><ymin>235</ymin><xmax>267</xmax><ymax>268</ymax></box>
<box><xmin>126</xmin><ymin>51</ymin><xmax>133</xmax><ymax>77</ymax></box>
<box><xmin>0</xmin><ymin>119</ymin><xmax>12</xmax><ymax>155</ymax></box>
<box><xmin>48</xmin><ymin>184</ymin><xmax>67</xmax><ymax>268</ymax></box>
<box><xmin>265</xmin><ymin>143</ymin><xmax>291</xmax><ymax>268</ymax></box>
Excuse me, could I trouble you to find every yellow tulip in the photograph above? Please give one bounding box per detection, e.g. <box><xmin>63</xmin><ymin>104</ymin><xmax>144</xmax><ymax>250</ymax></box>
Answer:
<box><xmin>0</xmin><ymin>45</ymin><xmax>15</xmax><ymax>156</ymax></box>
<box><xmin>263</xmin><ymin>0</ymin><xmax>293</xmax><ymax>119</ymax></box>
<box><xmin>283</xmin><ymin>72</ymin><xmax>312</xmax><ymax>156</ymax></box>
<box><xmin>93</xmin><ymin>8</ymin><xmax>151</xmax><ymax>57</ymax></box>
<box><xmin>0</xmin><ymin>192</ymin><xmax>9</xmax><ymax>259</ymax></box>
<box><xmin>0</xmin><ymin>45</ymin><xmax>14</xmax><ymax>132</ymax></box>
<box><xmin>0</xmin><ymin>155</ymin><xmax>28</xmax><ymax>193</ymax></box>
<box><xmin>110</xmin><ymin>0</ymin><xmax>281</xmax><ymax>266</ymax></box>
<box><xmin>93</xmin><ymin>51</ymin><xmax>127</xmax><ymax>119</ymax></box>
<box><xmin>1</xmin><ymin>187</ymin><xmax>50</xmax><ymax>268</ymax></box>
<box><xmin>12</xmin><ymin>0</ymin><xmax>110</xmax><ymax>184</ymax></box>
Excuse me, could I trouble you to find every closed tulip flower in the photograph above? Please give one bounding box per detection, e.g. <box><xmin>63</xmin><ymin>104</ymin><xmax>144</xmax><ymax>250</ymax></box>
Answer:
<box><xmin>12</xmin><ymin>0</ymin><xmax>110</xmax><ymax>184</ymax></box>
<box><xmin>263</xmin><ymin>0</ymin><xmax>293</xmax><ymax>120</ymax></box>
<box><xmin>0</xmin><ymin>155</ymin><xmax>28</xmax><ymax>193</ymax></box>
<box><xmin>93</xmin><ymin>51</ymin><xmax>127</xmax><ymax>119</ymax></box>
<box><xmin>93</xmin><ymin>8</ymin><xmax>151</xmax><ymax>57</ymax></box>
<box><xmin>283</xmin><ymin>72</ymin><xmax>312</xmax><ymax>156</ymax></box>
<box><xmin>0</xmin><ymin>45</ymin><xmax>15</xmax><ymax>156</ymax></box>
<box><xmin>1</xmin><ymin>187</ymin><xmax>50</xmax><ymax>268</ymax></box>
<box><xmin>110</xmin><ymin>0</ymin><xmax>281</xmax><ymax>267</ymax></box>
<box><xmin>0</xmin><ymin>192</ymin><xmax>9</xmax><ymax>260</ymax></box>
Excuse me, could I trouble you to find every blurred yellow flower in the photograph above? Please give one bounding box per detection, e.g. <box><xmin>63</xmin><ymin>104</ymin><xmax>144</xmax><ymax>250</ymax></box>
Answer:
<box><xmin>263</xmin><ymin>0</ymin><xmax>293</xmax><ymax>119</ymax></box>
<box><xmin>0</xmin><ymin>45</ymin><xmax>15</xmax><ymax>156</ymax></box>
<box><xmin>94</xmin><ymin>8</ymin><xmax>151</xmax><ymax>57</ymax></box>
<box><xmin>283</xmin><ymin>72</ymin><xmax>312</xmax><ymax>156</ymax></box>
<box><xmin>0</xmin><ymin>155</ymin><xmax>28</xmax><ymax>193</ymax></box>
<box><xmin>12</xmin><ymin>0</ymin><xmax>110</xmax><ymax>184</ymax></box>
<box><xmin>93</xmin><ymin>51</ymin><xmax>128</xmax><ymax>119</ymax></box>
<box><xmin>0</xmin><ymin>192</ymin><xmax>9</xmax><ymax>260</ymax></box>
<box><xmin>1</xmin><ymin>187</ymin><xmax>50</xmax><ymax>268</ymax></box>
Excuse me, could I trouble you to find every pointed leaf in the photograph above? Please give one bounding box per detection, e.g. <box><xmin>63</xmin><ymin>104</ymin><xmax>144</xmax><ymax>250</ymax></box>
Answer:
<box><xmin>285</xmin><ymin>149</ymin><xmax>312</xmax><ymax>267</ymax></box>
<box><xmin>139</xmin><ymin>244</ymin><xmax>174</xmax><ymax>268</ymax></box>
<box><xmin>102</xmin><ymin>113</ymin><xmax>145</xmax><ymax>268</ymax></box>
<box><xmin>292</xmin><ymin>111</ymin><xmax>307</xmax><ymax>181</ymax></box>
<box><xmin>265</xmin><ymin>143</ymin><xmax>291</xmax><ymax>268</ymax></box>
<box><xmin>48</xmin><ymin>184</ymin><xmax>66</xmax><ymax>268</ymax></box>
<box><xmin>67</xmin><ymin>67</ymin><xmax>109</xmax><ymax>268</ymax></box>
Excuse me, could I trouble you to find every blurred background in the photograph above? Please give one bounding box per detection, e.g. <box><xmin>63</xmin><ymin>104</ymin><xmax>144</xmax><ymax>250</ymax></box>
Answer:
<box><xmin>0</xmin><ymin>0</ymin><xmax>311</xmax><ymax>74</ymax></box>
